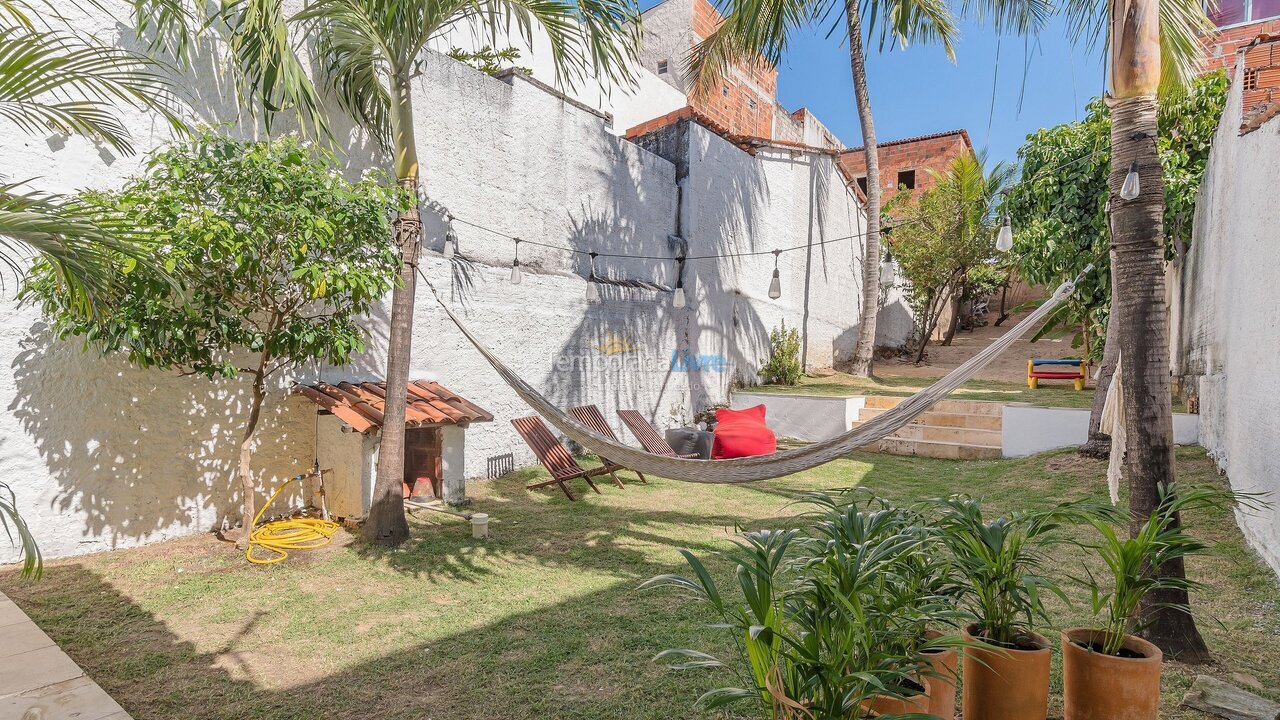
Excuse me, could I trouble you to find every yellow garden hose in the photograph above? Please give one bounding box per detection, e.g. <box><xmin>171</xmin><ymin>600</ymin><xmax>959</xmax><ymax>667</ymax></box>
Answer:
<box><xmin>246</xmin><ymin>474</ymin><xmax>341</xmax><ymax>565</ymax></box>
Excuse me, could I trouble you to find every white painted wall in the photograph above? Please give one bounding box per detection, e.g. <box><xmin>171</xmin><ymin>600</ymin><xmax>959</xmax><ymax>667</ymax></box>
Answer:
<box><xmin>730</xmin><ymin>393</ymin><xmax>865</xmax><ymax>442</ymax></box>
<box><xmin>1001</xmin><ymin>405</ymin><xmax>1199</xmax><ymax>459</ymax></box>
<box><xmin>0</xmin><ymin>4</ymin><xmax>879</xmax><ymax>560</ymax></box>
<box><xmin>1175</xmin><ymin>59</ymin><xmax>1280</xmax><ymax>576</ymax></box>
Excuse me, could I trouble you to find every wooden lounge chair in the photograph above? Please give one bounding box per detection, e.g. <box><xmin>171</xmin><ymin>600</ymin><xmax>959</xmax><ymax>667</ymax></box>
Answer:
<box><xmin>567</xmin><ymin>405</ymin><xmax>644</xmax><ymax>485</ymax></box>
<box><xmin>617</xmin><ymin>410</ymin><xmax>702</xmax><ymax>459</ymax></box>
<box><xmin>511</xmin><ymin>415</ymin><xmax>619</xmax><ymax>500</ymax></box>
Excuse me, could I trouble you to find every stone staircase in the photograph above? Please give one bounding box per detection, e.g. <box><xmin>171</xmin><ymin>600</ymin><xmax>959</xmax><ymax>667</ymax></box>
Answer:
<box><xmin>853</xmin><ymin>396</ymin><xmax>1004</xmax><ymax>460</ymax></box>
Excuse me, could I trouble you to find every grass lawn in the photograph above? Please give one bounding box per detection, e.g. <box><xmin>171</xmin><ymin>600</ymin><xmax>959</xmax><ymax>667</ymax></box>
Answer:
<box><xmin>2</xmin><ymin>448</ymin><xmax>1275</xmax><ymax>719</ymax></box>
<box><xmin>738</xmin><ymin>372</ymin><xmax>1100</xmax><ymax>409</ymax></box>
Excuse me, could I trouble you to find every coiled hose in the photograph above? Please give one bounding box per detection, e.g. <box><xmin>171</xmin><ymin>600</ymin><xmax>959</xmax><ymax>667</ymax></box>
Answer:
<box><xmin>246</xmin><ymin>474</ymin><xmax>341</xmax><ymax>565</ymax></box>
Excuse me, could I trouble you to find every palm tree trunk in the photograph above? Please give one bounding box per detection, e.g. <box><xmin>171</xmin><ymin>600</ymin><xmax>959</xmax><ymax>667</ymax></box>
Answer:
<box><xmin>367</xmin><ymin>68</ymin><xmax>417</xmax><ymax>547</ymax></box>
<box><xmin>846</xmin><ymin>3</ymin><xmax>881</xmax><ymax>378</ymax></box>
<box><xmin>1109</xmin><ymin>9</ymin><xmax>1211</xmax><ymax>657</ymax></box>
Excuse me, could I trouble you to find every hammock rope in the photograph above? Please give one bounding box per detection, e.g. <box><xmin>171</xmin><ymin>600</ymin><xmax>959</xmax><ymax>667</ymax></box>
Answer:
<box><xmin>423</xmin><ymin>267</ymin><xmax>1089</xmax><ymax>484</ymax></box>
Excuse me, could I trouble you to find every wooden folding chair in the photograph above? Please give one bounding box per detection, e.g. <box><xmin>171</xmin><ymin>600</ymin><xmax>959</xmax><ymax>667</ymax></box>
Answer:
<box><xmin>568</xmin><ymin>405</ymin><xmax>644</xmax><ymax>486</ymax></box>
<box><xmin>511</xmin><ymin>415</ymin><xmax>617</xmax><ymax>500</ymax></box>
<box><xmin>617</xmin><ymin>410</ymin><xmax>702</xmax><ymax>459</ymax></box>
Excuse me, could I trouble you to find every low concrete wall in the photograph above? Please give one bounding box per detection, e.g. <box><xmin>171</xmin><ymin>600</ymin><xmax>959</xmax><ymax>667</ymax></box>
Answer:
<box><xmin>1001</xmin><ymin>405</ymin><xmax>1200</xmax><ymax>458</ymax></box>
<box><xmin>731</xmin><ymin>393</ymin><xmax>864</xmax><ymax>442</ymax></box>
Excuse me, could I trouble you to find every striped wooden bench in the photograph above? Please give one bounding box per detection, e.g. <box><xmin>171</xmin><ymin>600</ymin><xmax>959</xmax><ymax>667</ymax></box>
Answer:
<box><xmin>617</xmin><ymin>410</ymin><xmax>701</xmax><ymax>459</ymax></box>
<box><xmin>567</xmin><ymin>405</ymin><xmax>643</xmax><ymax>486</ymax></box>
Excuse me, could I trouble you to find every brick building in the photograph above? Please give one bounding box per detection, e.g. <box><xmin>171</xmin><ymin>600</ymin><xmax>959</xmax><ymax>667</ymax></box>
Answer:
<box><xmin>1202</xmin><ymin>0</ymin><xmax>1280</xmax><ymax>74</ymax></box>
<box><xmin>632</xmin><ymin>0</ymin><xmax>843</xmax><ymax>148</ymax></box>
<box><xmin>837</xmin><ymin>129</ymin><xmax>974</xmax><ymax>201</ymax></box>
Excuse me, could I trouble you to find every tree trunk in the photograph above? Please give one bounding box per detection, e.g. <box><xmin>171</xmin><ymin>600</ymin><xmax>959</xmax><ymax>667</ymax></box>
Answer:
<box><xmin>1110</xmin><ymin>93</ymin><xmax>1211</xmax><ymax>662</ymax></box>
<box><xmin>367</xmin><ymin>69</ymin><xmax>417</xmax><ymax>547</ymax></box>
<box><xmin>1081</xmin><ymin>297</ymin><xmax>1119</xmax><ymax>459</ymax></box>
<box><xmin>236</xmin><ymin>367</ymin><xmax>268</xmax><ymax>550</ymax></box>
<box><xmin>846</xmin><ymin>4</ymin><xmax>881</xmax><ymax>378</ymax></box>
<box><xmin>941</xmin><ymin>292</ymin><xmax>961</xmax><ymax>346</ymax></box>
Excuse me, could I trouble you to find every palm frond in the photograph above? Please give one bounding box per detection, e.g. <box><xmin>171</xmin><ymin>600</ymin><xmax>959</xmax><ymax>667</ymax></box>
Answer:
<box><xmin>0</xmin><ymin>480</ymin><xmax>40</xmax><ymax>579</ymax></box>
<box><xmin>1158</xmin><ymin>0</ymin><xmax>1215</xmax><ymax>94</ymax></box>
<box><xmin>295</xmin><ymin>0</ymin><xmax>395</xmax><ymax>145</ymax></box>
<box><xmin>215</xmin><ymin>0</ymin><xmax>328</xmax><ymax>136</ymax></box>
<box><xmin>0</xmin><ymin>26</ymin><xmax>185</xmax><ymax>154</ymax></box>
<box><xmin>0</xmin><ymin>183</ymin><xmax>158</xmax><ymax>316</ymax></box>
<box><xmin>688</xmin><ymin>0</ymin><xmax>822</xmax><ymax>99</ymax></box>
<box><xmin>860</xmin><ymin>0</ymin><xmax>959</xmax><ymax>60</ymax></box>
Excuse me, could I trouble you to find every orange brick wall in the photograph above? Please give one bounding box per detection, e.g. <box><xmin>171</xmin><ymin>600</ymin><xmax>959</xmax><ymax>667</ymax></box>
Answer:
<box><xmin>1202</xmin><ymin>20</ymin><xmax>1280</xmax><ymax>74</ymax></box>
<box><xmin>838</xmin><ymin>133</ymin><xmax>973</xmax><ymax>201</ymax></box>
<box><xmin>684</xmin><ymin>0</ymin><xmax>779</xmax><ymax>138</ymax></box>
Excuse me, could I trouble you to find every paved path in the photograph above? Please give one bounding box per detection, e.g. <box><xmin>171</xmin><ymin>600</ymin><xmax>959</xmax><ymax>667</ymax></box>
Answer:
<box><xmin>0</xmin><ymin>592</ymin><xmax>131</xmax><ymax>720</ymax></box>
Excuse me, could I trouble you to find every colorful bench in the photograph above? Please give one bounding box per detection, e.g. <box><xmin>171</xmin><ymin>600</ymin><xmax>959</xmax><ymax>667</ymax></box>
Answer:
<box><xmin>1027</xmin><ymin>358</ymin><xmax>1088</xmax><ymax>391</ymax></box>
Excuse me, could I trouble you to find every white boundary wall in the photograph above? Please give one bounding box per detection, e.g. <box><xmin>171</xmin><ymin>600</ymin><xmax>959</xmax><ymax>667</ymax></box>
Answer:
<box><xmin>1001</xmin><ymin>406</ymin><xmax>1199</xmax><ymax>458</ymax></box>
<box><xmin>1175</xmin><ymin>61</ymin><xmax>1280</xmax><ymax>576</ymax></box>
<box><xmin>0</xmin><ymin>3</ymin><xmax>887</xmax><ymax>560</ymax></box>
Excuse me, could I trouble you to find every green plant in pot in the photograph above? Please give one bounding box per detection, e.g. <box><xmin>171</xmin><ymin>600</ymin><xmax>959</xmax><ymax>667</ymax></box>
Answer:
<box><xmin>643</xmin><ymin>519</ymin><xmax>942</xmax><ymax>719</ymax></box>
<box><xmin>931</xmin><ymin>495</ymin><xmax>1102</xmax><ymax>720</ymax></box>
<box><xmin>804</xmin><ymin>491</ymin><xmax>967</xmax><ymax>718</ymax></box>
<box><xmin>1063</xmin><ymin>483</ymin><xmax>1258</xmax><ymax>720</ymax></box>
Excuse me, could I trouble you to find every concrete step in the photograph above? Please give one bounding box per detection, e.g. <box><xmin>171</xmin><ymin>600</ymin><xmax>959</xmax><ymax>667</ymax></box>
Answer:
<box><xmin>861</xmin><ymin>395</ymin><xmax>1005</xmax><ymax>416</ymax></box>
<box><xmin>852</xmin><ymin>421</ymin><xmax>1002</xmax><ymax>446</ymax></box>
<box><xmin>869</xmin><ymin>436</ymin><xmax>1003</xmax><ymax>460</ymax></box>
<box><xmin>857</xmin><ymin>406</ymin><xmax>1003</xmax><ymax>431</ymax></box>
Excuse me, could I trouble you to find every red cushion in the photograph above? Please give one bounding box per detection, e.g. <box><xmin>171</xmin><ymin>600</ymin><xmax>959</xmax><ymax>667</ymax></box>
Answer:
<box><xmin>712</xmin><ymin>405</ymin><xmax>777</xmax><ymax>459</ymax></box>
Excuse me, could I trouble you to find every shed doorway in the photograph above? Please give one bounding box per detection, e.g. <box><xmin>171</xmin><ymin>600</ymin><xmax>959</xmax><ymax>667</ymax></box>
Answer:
<box><xmin>404</xmin><ymin>427</ymin><xmax>442</xmax><ymax>500</ymax></box>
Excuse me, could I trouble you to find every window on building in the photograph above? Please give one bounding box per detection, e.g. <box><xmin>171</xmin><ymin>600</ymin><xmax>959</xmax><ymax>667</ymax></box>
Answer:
<box><xmin>657</xmin><ymin>60</ymin><xmax>668</xmax><ymax>74</ymax></box>
<box><xmin>855</xmin><ymin>176</ymin><xmax>868</xmax><ymax>195</ymax></box>
<box><xmin>747</xmin><ymin>97</ymin><xmax>757</xmax><ymax>110</ymax></box>
<box><xmin>1207</xmin><ymin>0</ymin><xmax>1280</xmax><ymax>25</ymax></box>
<box><xmin>723</xmin><ymin>84</ymin><xmax>730</xmax><ymax>97</ymax></box>
<box><xmin>897</xmin><ymin>169</ymin><xmax>916</xmax><ymax>190</ymax></box>
<box><xmin>1245</xmin><ymin>67</ymin><xmax>1261</xmax><ymax>90</ymax></box>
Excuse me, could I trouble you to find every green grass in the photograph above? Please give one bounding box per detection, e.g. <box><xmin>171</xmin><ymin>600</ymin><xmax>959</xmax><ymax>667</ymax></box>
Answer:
<box><xmin>738</xmin><ymin>372</ymin><xmax>1099</xmax><ymax>408</ymax></box>
<box><xmin>1</xmin><ymin>448</ymin><xmax>1275</xmax><ymax>719</ymax></box>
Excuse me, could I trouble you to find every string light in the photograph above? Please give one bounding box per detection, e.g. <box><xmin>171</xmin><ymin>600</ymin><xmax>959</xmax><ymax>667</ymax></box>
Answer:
<box><xmin>443</xmin><ymin>213</ymin><xmax>457</xmax><ymax>258</ymax></box>
<box><xmin>768</xmin><ymin>250</ymin><xmax>782</xmax><ymax>299</ymax></box>
<box><xmin>509</xmin><ymin>238</ymin><xmax>521</xmax><ymax>284</ymax></box>
<box><xmin>880</xmin><ymin>249</ymin><xmax>896</xmax><ymax>286</ymax></box>
<box><xmin>672</xmin><ymin>256</ymin><xmax>686</xmax><ymax>308</ymax></box>
<box><xmin>585</xmin><ymin>252</ymin><xmax>599</xmax><ymax>301</ymax></box>
<box><xmin>996</xmin><ymin>215</ymin><xmax>1014</xmax><ymax>252</ymax></box>
<box><xmin>1120</xmin><ymin>160</ymin><xmax>1140</xmax><ymax>201</ymax></box>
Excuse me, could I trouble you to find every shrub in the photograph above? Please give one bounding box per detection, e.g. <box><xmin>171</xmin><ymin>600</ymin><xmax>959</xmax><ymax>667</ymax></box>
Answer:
<box><xmin>759</xmin><ymin>323</ymin><xmax>802</xmax><ymax>385</ymax></box>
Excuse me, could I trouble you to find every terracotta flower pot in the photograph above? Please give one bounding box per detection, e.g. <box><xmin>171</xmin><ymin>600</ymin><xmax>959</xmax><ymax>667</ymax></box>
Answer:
<box><xmin>960</xmin><ymin>623</ymin><xmax>1051</xmax><ymax>720</ymax></box>
<box><xmin>922</xmin><ymin>640</ymin><xmax>959</xmax><ymax>719</ymax></box>
<box><xmin>1061</xmin><ymin>627</ymin><xmax>1163</xmax><ymax>720</ymax></box>
<box><xmin>861</xmin><ymin>678</ymin><xmax>930</xmax><ymax>717</ymax></box>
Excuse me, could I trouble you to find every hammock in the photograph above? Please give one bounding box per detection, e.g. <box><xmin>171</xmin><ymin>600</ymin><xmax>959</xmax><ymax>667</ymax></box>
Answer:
<box><xmin>425</xmin><ymin>269</ymin><xmax>1087</xmax><ymax>484</ymax></box>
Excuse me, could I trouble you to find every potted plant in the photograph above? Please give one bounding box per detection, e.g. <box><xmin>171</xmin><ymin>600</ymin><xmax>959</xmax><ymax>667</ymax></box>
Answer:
<box><xmin>1063</xmin><ymin>483</ymin><xmax>1251</xmax><ymax>720</ymax></box>
<box><xmin>932</xmin><ymin>495</ymin><xmax>1102</xmax><ymax>720</ymax></box>
<box><xmin>643</xmin><ymin>512</ymin><xmax>944</xmax><ymax>719</ymax></box>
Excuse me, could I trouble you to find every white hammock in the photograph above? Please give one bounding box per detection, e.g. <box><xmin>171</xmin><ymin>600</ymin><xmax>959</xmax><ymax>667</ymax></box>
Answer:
<box><xmin>426</xmin><ymin>270</ymin><xmax>1086</xmax><ymax>484</ymax></box>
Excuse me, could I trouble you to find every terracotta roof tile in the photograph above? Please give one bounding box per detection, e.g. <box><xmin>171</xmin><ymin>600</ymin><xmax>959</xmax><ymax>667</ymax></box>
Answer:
<box><xmin>294</xmin><ymin>380</ymin><xmax>493</xmax><ymax>433</ymax></box>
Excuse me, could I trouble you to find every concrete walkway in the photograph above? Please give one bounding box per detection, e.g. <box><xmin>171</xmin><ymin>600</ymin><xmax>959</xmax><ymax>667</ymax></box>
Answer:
<box><xmin>0</xmin><ymin>592</ymin><xmax>131</xmax><ymax>720</ymax></box>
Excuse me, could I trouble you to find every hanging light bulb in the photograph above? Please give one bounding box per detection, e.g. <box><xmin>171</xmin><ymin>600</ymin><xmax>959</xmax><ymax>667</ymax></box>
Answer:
<box><xmin>880</xmin><ymin>249</ymin><xmax>895</xmax><ymax>286</ymax></box>
<box><xmin>443</xmin><ymin>213</ymin><xmax>456</xmax><ymax>258</ymax></box>
<box><xmin>1120</xmin><ymin>161</ymin><xmax>1140</xmax><ymax>201</ymax></box>
<box><xmin>996</xmin><ymin>215</ymin><xmax>1014</xmax><ymax>252</ymax></box>
<box><xmin>509</xmin><ymin>238</ymin><xmax>522</xmax><ymax>285</ymax></box>
<box><xmin>585</xmin><ymin>252</ymin><xmax>599</xmax><ymax>301</ymax></box>
<box><xmin>768</xmin><ymin>250</ymin><xmax>782</xmax><ymax>299</ymax></box>
<box><xmin>672</xmin><ymin>255</ymin><xmax>686</xmax><ymax>308</ymax></box>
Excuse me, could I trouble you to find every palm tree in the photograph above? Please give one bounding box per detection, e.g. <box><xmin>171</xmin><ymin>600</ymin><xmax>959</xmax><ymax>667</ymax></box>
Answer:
<box><xmin>1068</xmin><ymin>0</ymin><xmax>1217</xmax><ymax>662</ymax></box>
<box><xmin>688</xmin><ymin>0</ymin><xmax>1048</xmax><ymax>377</ymax></box>
<box><xmin>192</xmin><ymin>0</ymin><xmax>641</xmax><ymax>545</ymax></box>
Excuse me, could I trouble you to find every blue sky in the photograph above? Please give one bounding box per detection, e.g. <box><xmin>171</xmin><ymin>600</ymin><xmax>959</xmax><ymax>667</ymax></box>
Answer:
<box><xmin>685</xmin><ymin>12</ymin><xmax>1109</xmax><ymax>165</ymax></box>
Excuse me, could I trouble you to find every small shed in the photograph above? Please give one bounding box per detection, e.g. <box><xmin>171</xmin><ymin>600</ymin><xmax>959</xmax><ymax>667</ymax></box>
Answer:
<box><xmin>294</xmin><ymin>380</ymin><xmax>493</xmax><ymax>518</ymax></box>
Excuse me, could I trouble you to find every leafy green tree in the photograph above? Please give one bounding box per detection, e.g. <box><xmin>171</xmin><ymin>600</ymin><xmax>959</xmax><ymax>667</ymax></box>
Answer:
<box><xmin>888</xmin><ymin>153</ymin><xmax>1012</xmax><ymax>363</ymax></box>
<box><xmin>758</xmin><ymin>323</ymin><xmax>802</xmax><ymax>385</ymax></box>
<box><xmin>689</xmin><ymin>0</ymin><xmax>1047</xmax><ymax>378</ymax></box>
<box><xmin>1004</xmin><ymin>71</ymin><xmax>1227</xmax><ymax>458</ymax></box>
<box><xmin>447</xmin><ymin>46</ymin><xmax>532</xmax><ymax>76</ymax></box>
<box><xmin>22</xmin><ymin>132</ymin><xmax>408</xmax><ymax>546</ymax></box>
